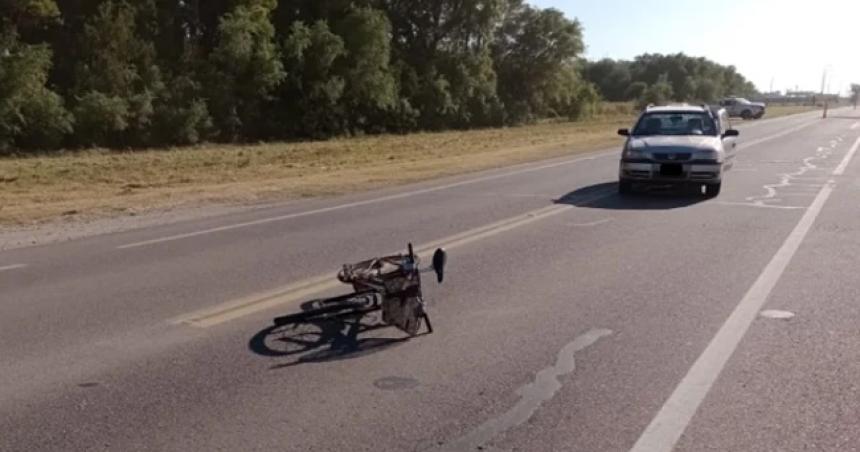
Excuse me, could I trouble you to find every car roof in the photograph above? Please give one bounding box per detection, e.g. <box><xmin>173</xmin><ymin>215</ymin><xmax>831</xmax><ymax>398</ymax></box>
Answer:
<box><xmin>644</xmin><ymin>104</ymin><xmax>709</xmax><ymax>113</ymax></box>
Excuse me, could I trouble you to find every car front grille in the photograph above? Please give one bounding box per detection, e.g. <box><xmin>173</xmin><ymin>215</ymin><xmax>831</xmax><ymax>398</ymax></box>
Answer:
<box><xmin>653</xmin><ymin>153</ymin><xmax>692</xmax><ymax>161</ymax></box>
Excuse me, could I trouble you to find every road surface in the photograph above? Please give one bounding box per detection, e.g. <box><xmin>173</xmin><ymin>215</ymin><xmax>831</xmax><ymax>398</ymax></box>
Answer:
<box><xmin>3</xmin><ymin>109</ymin><xmax>860</xmax><ymax>451</ymax></box>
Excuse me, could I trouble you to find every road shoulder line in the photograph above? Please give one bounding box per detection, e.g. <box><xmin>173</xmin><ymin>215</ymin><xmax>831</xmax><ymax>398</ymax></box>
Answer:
<box><xmin>628</xmin><ymin>136</ymin><xmax>858</xmax><ymax>452</ymax></box>
<box><xmin>0</xmin><ymin>264</ymin><xmax>27</xmax><ymax>272</ymax></box>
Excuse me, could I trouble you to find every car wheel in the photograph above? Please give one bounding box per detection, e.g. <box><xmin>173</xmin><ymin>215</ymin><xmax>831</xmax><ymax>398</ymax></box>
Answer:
<box><xmin>619</xmin><ymin>180</ymin><xmax>633</xmax><ymax>195</ymax></box>
<box><xmin>741</xmin><ymin>110</ymin><xmax>752</xmax><ymax>120</ymax></box>
<box><xmin>704</xmin><ymin>183</ymin><xmax>721</xmax><ymax>197</ymax></box>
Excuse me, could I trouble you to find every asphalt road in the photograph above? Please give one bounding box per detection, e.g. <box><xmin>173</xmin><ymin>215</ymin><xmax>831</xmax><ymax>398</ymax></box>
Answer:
<box><xmin>3</xmin><ymin>109</ymin><xmax>860</xmax><ymax>451</ymax></box>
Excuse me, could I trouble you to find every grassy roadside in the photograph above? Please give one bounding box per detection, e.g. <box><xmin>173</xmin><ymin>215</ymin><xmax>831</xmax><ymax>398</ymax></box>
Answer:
<box><xmin>0</xmin><ymin>104</ymin><xmax>820</xmax><ymax>226</ymax></box>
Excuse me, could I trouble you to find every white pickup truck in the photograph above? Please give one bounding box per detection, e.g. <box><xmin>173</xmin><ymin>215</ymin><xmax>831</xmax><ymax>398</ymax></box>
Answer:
<box><xmin>718</xmin><ymin>97</ymin><xmax>766</xmax><ymax>120</ymax></box>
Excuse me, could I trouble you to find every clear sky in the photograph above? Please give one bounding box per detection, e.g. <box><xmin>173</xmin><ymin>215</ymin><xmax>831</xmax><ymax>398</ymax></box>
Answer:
<box><xmin>529</xmin><ymin>0</ymin><xmax>860</xmax><ymax>94</ymax></box>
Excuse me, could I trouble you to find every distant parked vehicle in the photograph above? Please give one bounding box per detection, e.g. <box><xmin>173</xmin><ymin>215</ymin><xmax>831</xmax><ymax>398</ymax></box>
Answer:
<box><xmin>718</xmin><ymin>97</ymin><xmax>766</xmax><ymax>119</ymax></box>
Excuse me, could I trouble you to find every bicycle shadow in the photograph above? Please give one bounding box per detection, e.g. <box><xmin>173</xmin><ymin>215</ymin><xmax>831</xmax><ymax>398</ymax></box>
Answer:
<box><xmin>248</xmin><ymin>298</ymin><xmax>413</xmax><ymax>370</ymax></box>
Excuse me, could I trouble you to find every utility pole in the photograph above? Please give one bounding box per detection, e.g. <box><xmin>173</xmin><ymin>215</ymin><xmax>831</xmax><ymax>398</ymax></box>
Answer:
<box><xmin>820</xmin><ymin>68</ymin><xmax>827</xmax><ymax>95</ymax></box>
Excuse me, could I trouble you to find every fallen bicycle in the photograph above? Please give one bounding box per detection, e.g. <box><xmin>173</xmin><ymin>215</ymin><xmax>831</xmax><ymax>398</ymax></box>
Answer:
<box><xmin>272</xmin><ymin>244</ymin><xmax>447</xmax><ymax>336</ymax></box>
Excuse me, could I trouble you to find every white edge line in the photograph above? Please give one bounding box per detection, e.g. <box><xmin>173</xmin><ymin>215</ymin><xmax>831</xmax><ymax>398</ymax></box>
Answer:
<box><xmin>630</xmin><ymin>180</ymin><xmax>836</xmax><ymax>452</ymax></box>
<box><xmin>737</xmin><ymin>120</ymin><xmax>817</xmax><ymax>150</ymax></box>
<box><xmin>570</xmin><ymin>218</ymin><xmax>613</xmax><ymax>227</ymax></box>
<box><xmin>0</xmin><ymin>264</ymin><xmax>27</xmax><ymax>272</ymax></box>
<box><xmin>833</xmin><ymin>136</ymin><xmax>860</xmax><ymax>175</ymax></box>
<box><xmin>117</xmin><ymin>151</ymin><xmax>616</xmax><ymax>249</ymax></box>
<box><xmin>715</xmin><ymin>202</ymin><xmax>805</xmax><ymax>210</ymax></box>
<box><xmin>630</xmin><ymin>137</ymin><xmax>856</xmax><ymax>452</ymax></box>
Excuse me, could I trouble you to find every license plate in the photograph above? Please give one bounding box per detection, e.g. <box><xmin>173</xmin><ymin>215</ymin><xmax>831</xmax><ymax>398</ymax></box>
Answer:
<box><xmin>660</xmin><ymin>164</ymin><xmax>683</xmax><ymax>177</ymax></box>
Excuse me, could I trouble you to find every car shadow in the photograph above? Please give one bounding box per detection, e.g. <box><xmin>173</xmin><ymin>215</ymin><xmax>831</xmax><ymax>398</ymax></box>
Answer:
<box><xmin>248</xmin><ymin>297</ymin><xmax>414</xmax><ymax>370</ymax></box>
<box><xmin>554</xmin><ymin>182</ymin><xmax>708</xmax><ymax>210</ymax></box>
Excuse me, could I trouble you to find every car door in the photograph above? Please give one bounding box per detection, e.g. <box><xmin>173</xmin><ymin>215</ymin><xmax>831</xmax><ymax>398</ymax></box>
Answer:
<box><xmin>720</xmin><ymin>110</ymin><xmax>737</xmax><ymax>169</ymax></box>
<box><xmin>723</xmin><ymin>99</ymin><xmax>737</xmax><ymax>116</ymax></box>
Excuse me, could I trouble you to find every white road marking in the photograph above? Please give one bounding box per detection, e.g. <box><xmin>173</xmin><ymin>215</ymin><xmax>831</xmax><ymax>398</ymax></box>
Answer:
<box><xmin>716</xmin><ymin>201</ymin><xmax>805</xmax><ymax>210</ymax></box>
<box><xmin>175</xmin><ymin>191</ymin><xmax>615</xmax><ymax>327</ymax></box>
<box><xmin>746</xmin><ymin>143</ymin><xmax>835</xmax><ymax>204</ymax></box>
<box><xmin>760</xmin><ymin>309</ymin><xmax>795</xmax><ymax>320</ymax></box>
<box><xmin>736</xmin><ymin>120</ymin><xmax>817</xmax><ymax>150</ymax></box>
<box><xmin>117</xmin><ymin>151</ymin><xmax>615</xmax><ymax>249</ymax></box>
<box><xmin>0</xmin><ymin>264</ymin><xmax>27</xmax><ymax>272</ymax></box>
<box><xmin>629</xmin><ymin>136</ymin><xmax>857</xmax><ymax>452</ymax></box>
<box><xmin>569</xmin><ymin>218</ymin><xmax>613</xmax><ymax>227</ymax></box>
<box><xmin>851</xmin><ymin>122</ymin><xmax>859</xmax><ymax>130</ymax></box>
<box><xmin>833</xmin><ymin>136</ymin><xmax>860</xmax><ymax>175</ymax></box>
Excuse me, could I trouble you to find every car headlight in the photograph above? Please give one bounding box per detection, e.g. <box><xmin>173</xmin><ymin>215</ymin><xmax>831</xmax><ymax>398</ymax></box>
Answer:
<box><xmin>695</xmin><ymin>150</ymin><xmax>722</xmax><ymax>162</ymax></box>
<box><xmin>623</xmin><ymin>148</ymin><xmax>648</xmax><ymax>159</ymax></box>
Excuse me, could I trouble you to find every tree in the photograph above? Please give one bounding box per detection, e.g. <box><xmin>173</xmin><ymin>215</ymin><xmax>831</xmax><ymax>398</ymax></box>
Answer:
<box><xmin>694</xmin><ymin>78</ymin><xmax>719</xmax><ymax>103</ymax></box>
<box><xmin>637</xmin><ymin>74</ymin><xmax>673</xmax><ymax>109</ymax></box>
<box><xmin>0</xmin><ymin>0</ymin><xmax>768</xmax><ymax>151</ymax></box>
<box><xmin>206</xmin><ymin>0</ymin><xmax>285</xmax><ymax>140</ymax></box>
<box><xmin>385</xmin><ymin>0</ymin><xmax>504</xmax><ymax>129</ymax></box>
<box><xmin>0</xmin><ymin>0</ymin><xmax>71</xmax><ymax>151</ymax></box>
<box><xmin>625</xmin><ymin>81</ymin><xmax>647</xmax><ymax>100</ymax></box>
<box><xmin>586</xmin><ymin>53</ymin><xmax>759</xmax><ymax>103</ymax></box>
<box><xmin>275</xmin><ymin>20</ymin><xmax>346</xmax><ymax>138</ymax></box>
<box><xmin>70</xmin><ymin>0</ymin><xmax>164</xmax><ymax>147</ymax></box>
<box><xmin>335</xmin><ymin>7</ymin><xmax>397</xmax><ymax>131</ymax></box>
<box><xmin>0</xmin><ymin>0</ymin><xmax>60</xmax><ymax>31</ymax></box>
<box><xmin>493</xmin><ymin>1</ymin><xmax>587</xmax><ymax>123</ymax></box>
<box><xmin>583</xmin><ymin>59</ymin><xmax>631</xmax><ymax>102</ymax></box>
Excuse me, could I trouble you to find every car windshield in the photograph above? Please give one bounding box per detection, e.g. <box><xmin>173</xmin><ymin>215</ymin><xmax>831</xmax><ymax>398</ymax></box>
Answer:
<box><xmin>632</xmin><ymin>112</ymin><xmax>717</xmax><ymax>136</ymax></box>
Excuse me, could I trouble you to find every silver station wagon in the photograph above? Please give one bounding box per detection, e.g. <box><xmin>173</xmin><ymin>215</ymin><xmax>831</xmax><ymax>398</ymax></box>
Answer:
<box><xmin>617</xmin><ymin>104</ymin><xmax>739</xmax><ymax>197</ymax></box>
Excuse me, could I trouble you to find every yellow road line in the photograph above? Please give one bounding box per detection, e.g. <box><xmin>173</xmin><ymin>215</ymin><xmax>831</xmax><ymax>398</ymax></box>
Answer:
<box><xmin>174</xmin><ymin>191</ymin><xmax>613</xmax><ymax>328</ymax></box>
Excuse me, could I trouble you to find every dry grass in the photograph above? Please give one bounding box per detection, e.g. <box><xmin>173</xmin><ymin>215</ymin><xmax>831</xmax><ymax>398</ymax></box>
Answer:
<box><xmin>761</xmin><ymin>104</ymin><xmax>821</xmax><ymax>118</ymax></box>
<box><xmin>0</xmin><ymin>103</ymin><xmax>817</xmax><ymax>225</ymax></box>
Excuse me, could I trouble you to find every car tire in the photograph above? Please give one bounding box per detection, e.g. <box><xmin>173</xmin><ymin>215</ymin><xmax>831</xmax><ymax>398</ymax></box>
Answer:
<box><xmin>741</xmin><ymin>110</ymin><xmax>752</xmax><ymax>120</ymax></box>
<box><xmin>704</xmin><ymin>183</ymin><xmax>721</xmax><ymax>197</ymax></box>
<box><xmin>619</xmin><ymin>180</ymin><xmax>633</xmax><ymax>195</ymax></box>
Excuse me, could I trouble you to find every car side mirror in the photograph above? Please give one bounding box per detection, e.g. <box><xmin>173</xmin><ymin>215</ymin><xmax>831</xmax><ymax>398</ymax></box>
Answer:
<box><xmin>723</xmin><ymin>129</ymin><xmax>739</xmax><ymax>138</ymax></box>
<box><xmin>432</xmin><ymin>248</ymin><xmax>447</xmax><ymax>283</ymax></box>
<box><xmin>617</xmin><ymin>128</ymin><xmax>630</xmax><ymax>136</ymax></box>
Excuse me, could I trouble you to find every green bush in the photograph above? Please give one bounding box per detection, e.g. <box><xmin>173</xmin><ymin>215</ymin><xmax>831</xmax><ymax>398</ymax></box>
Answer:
<box><xmin>151</xmin><ymin>76</ymin><xmax>213</xmax><ymax>146</ymax></box>
<box><xmin>624</xmin><ymin>82</ymin><xmax>648</xmax><ymax>101</ymax></box>
<box><xmin>72</xmin><ymin>91</ymin><xmax>129</xmax><ymax>147</ymax></box>
<box><xmin>14</xmin><ymin>89</ymin><xmax>73</xmax><ymax>150</ymax></box>
<box><xmin>637</xmin><ymin>74</ymin><xmax>674</xmax><ymax>109</ymax></box>
<box><xmin>0</xmin><ymin>39</ymin><xmax>72</xmax><ymax>152</ymax></box>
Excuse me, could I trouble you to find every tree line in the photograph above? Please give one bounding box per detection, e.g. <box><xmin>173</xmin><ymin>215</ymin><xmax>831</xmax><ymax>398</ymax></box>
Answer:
<box><xmin>582</xmin><ymin>54</ymin><xmax>758</xmax><ymax>108</ymax></box>
<box><xmin>1</xmin><ymin>0</ymin><xmax>759</xmax><ymax>153</ymax></box>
